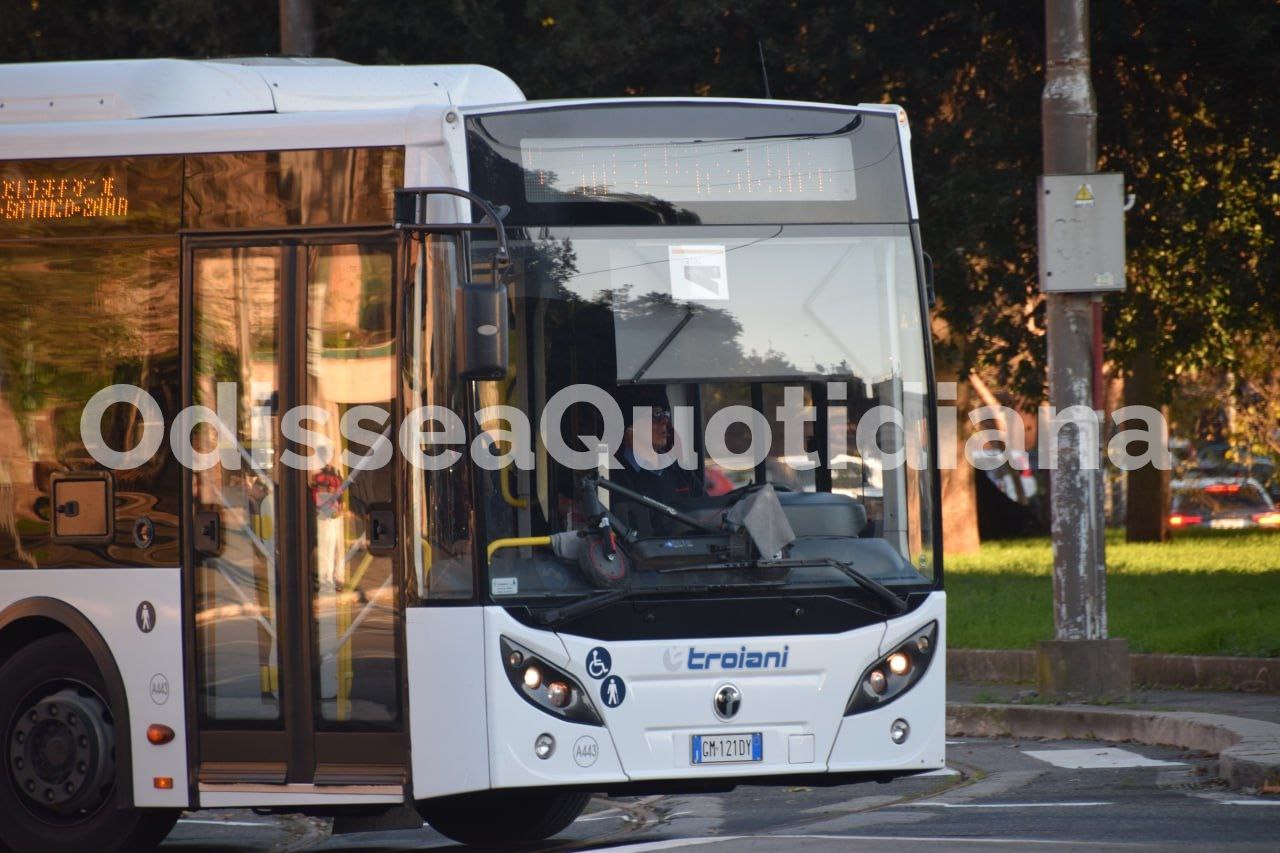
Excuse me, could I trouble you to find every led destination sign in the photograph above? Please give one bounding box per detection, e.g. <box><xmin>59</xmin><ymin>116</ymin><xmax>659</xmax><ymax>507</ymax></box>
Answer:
<box><xmin>520</xmin><ymin>135</ymin><xmax>857</xmax><ymax>204</ymax></box>
<box><xmin>2</xmin><ymin>174</ymin><xmax>129</xmax><ymax>222</ymax></box>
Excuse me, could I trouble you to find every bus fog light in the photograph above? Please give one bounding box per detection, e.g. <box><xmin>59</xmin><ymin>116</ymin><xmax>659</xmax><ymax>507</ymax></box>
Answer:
<box><xmin>507</xmin><ymin>650</ymin><xmax>524</xmax><ymax>668</ymax></box>
<box><xmin>868</xmin><ymin>670</ymin><xmax>887</xmax><ymax>694</ymax></box>
<box><xmin>534</xmin><ymin>733</ymin><xmax>556</xmax><ymax>759</ymax></box>
<box><xmin>523</xmin><ymin>665</ymin><xmax>543</xmax><ymax>690</ymax></box>
<box><xmin>887</xmin><ymin>652</ymin><xmax>911</xmax><ymax>676</ymax></box>
<box><xmin>890</xmin><ymin>718</ymin><xmax>910</xmax><ymax>744</ymax></box>
<box><xmin>547</xmin><ymin>681</ymin><xmax>571</xmax><ymax>708</ymax></box>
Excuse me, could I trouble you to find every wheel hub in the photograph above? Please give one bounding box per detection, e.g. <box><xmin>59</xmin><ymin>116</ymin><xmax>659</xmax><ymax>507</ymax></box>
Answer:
<box><xmin>8</xmin><ymin>687</ymin><xmax>115</xmax><ymax>815</ymax></box>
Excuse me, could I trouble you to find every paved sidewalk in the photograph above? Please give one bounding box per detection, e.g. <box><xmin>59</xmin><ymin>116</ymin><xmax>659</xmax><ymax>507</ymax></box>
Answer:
<box><xmin>948</xmin><ymin>679</ymin><xmax>1280</xmax><ymax>725</ymax></box>
<box><xmin>948</xmin><ymin>679</ymin><xmax>1280</xmax><ymax>791</ymax></box>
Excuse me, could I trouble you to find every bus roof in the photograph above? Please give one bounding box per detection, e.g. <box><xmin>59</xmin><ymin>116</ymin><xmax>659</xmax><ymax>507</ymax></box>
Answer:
<box><xmin>0</xmin><ymin>58</ymin><xmax>524</xmax><ymax>125</ymax></box>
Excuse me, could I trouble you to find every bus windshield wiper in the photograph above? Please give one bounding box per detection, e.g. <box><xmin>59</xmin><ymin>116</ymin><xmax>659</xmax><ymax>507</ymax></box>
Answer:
<box><xmin>534</xmin><ymin>576</ymin><xmax>787</xmax><ymax>629</ymax></box>
<box><xmin>806</xmin><ymin>558</ymin><xmax>910</xmax><ymax>614</ymax></box>
<box><xmin>631</xmin><ymin>304</ymin><xmax>696</xmax><ymax>382</ymax></box>
<box><xmin>658</xmin><ymin>557</ymin><xmax>909</xmax><ymax>616</ymax></box>
<box><xmin>533</xmin><ymin>587</ymin><xmax>633</xmax><ymax>628</ymax></box>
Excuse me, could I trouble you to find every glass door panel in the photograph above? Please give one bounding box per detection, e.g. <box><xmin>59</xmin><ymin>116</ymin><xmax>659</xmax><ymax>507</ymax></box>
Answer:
<box><xmin>191</xmin><ymin>246</ymin><xmax>283</xmax><ymax>724</ymax></box>
<box><xmin>190</xmin><ymin>235</ymin><xmax>406</xmax><ymax>783</ymax></box>
<box><xmin>305</xmin><ymin>243</ymin><xmax>401</xmax><ymax>726</ymax></box>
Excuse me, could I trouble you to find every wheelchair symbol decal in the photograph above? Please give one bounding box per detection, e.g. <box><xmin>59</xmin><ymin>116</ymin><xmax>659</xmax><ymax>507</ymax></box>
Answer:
<box><xmin>586</xmin><ymin>646</ymin><xmax>612</xmax><ymax>680</ymax></box>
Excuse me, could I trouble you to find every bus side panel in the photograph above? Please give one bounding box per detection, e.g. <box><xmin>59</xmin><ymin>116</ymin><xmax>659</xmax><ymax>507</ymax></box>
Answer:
<box><xmin>407</xmin><ymin>606</ymin><xmax>492</xmax><ymax>799</ymax></box>
<box><xmin>0</xmin><ymin>569</ymin><xmax>188</xmax><ymax>807</ymax></box>
<box><xmin>827</xmin><ymin>591</ymin><xmax>946</xmax><ymax>773</ymax></box>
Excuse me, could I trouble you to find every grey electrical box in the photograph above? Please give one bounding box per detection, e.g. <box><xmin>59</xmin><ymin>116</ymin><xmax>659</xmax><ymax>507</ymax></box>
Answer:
<box><xmin>1037</xmin><ymin>172</ymin><xmax>1126</xmax><ymax>293</ymax></box>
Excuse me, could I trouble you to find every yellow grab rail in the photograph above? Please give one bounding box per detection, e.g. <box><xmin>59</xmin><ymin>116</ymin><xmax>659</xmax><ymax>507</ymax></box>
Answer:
<box><xmin>487</xmin><ymin>535</ymin><xmax>553</xmax><ymax>562</ymax></box>
<box><xmin>500</xmin><ymin>466</ymin><xmax>529</xmax><ymax>509</ymax></box>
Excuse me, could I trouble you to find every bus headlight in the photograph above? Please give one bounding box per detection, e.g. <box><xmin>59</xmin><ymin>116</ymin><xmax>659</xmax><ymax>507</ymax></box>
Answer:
<box><xmin>501</xmin><ymin>637</ymin><xmax>603</xmax><ymax>726</ymax></box>
<box><xmin>845</xmin><ymin>622</ymin><xmax>938</xmax><ymax>715</ymax></box>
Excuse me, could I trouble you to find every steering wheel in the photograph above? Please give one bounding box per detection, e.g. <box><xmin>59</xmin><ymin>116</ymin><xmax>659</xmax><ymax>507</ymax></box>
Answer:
<box><xmin>721</xmin><ymin>480</ymin><xmax>794</xmax><ymax>500</ymax></box>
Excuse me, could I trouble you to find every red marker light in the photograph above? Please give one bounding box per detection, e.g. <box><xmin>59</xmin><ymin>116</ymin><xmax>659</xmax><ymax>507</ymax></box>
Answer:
<box><xmin>1204</xmin><ymin>484</ymin><xmax>1241</xmax><ymax>494</ymax></box>
<box><xmin>1252</xmin><ymin>512</ymin><xmax>1280</xmax><ymax>527</ymax></box>
<box><xmin>1168</xmin><ymin>514</ymin><xmax>1202</xmax><ymax>528</ymax></box>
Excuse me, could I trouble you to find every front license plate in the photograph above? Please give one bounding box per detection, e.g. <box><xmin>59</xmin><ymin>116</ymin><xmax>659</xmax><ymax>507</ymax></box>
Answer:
<box><xmin>692</xmin><ymin>732</ymin><xmax>763</xmax><ymax>764</ymax></box>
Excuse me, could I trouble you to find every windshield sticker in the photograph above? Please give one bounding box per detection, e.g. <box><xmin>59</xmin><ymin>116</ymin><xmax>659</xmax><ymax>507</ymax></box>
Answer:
<box><xmin>669</xmin><ymin>245</ymin><xmax>729</xmax><ymax>300</ymax></box>
<box><xmin>491</xmin><ymin>577</ymin><xmax>519</xmax><ymax>596</ymax></box>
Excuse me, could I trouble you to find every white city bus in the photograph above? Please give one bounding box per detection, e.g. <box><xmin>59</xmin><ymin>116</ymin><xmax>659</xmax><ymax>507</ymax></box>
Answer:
<box><xmin>0</xmin><ymin>59</ymin><xmax>943</xmax><ymax>850</ymax></box>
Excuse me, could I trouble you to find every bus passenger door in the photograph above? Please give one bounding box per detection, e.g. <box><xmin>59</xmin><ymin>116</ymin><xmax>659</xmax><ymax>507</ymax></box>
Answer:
<box><xmin>186</xmin><ymin>235</ymin><xmax>406</xmax><ymax>791</ymax></box>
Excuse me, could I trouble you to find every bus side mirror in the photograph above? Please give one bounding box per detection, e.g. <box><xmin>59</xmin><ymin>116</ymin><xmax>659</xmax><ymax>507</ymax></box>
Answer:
<box><xmin>457</xmin><ymin>281</ymin><xmax>509</xmax><ymax>380</ymax></box>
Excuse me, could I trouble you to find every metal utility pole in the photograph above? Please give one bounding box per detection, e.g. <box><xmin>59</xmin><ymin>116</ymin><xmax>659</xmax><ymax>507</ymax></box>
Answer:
<box><xmin>1036</xmin><ymin>0</ymin><xmax>1130</xmax><ymax>698</ymax></box>
<box><xmin>279</xmin><ymin>0</ymin><xmax>316</xmax><ymax>56</ymax></box>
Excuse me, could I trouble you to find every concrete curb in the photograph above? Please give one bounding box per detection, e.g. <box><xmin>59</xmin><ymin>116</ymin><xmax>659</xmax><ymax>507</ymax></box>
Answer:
<box><xmin>948</xmin><ymin>702</ymin><xmax>1280</xmax><ymax>792</ymax></box>
<box><xmin>949</xmin><ymin>649</ymin><xmax>1280</xmax><ymax>692</ymax></box>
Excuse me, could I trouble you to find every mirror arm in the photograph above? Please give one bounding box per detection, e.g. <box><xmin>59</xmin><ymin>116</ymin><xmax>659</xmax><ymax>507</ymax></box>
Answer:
<box><xmin>394</xmin><ymin>186</ymin><xmax>511</xmax><ymax>273</ymax></box>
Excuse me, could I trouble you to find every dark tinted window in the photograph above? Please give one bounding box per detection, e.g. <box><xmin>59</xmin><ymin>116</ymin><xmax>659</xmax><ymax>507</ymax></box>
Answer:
<box><xmin>185</xmin><ymin>147</ymin><xmax>404</xmax><ymax>230</ymax></box>
<box><xmin>0</xmin><ymin>241</ymin><xmax>181</xmax><ymax>568</ymax></box>
<box><xmin>467</xmin><ymin>104</ymin><xmax>909</xmax><ymax>226</ymax></box>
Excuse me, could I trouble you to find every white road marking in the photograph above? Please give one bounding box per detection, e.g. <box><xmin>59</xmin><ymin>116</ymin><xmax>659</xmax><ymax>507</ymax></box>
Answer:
<box><xmin>624</xmin><ymin>835</ymin><xmax>1144</xmax><ymax>848</ymax></box>
<box><xmin>945</xmin><ymin>740</ymin><xmax>966</xmax><ymax>745</ymax></box>
<box><xmin>596</xmin><ymin>839</ymin><xmax>730</xmax><ymax>851</ymax></box>
<box><xmin>177</xmin><ymin>818</ymin><xmax>275</xmax><ymax>828</ymax></box>
<box><xmin>896</xmin><ymin>801</ymin><xmax>1112</xmax><ymax>809</ymax></box>
<box><xmin>1217</xmin><ymin>799</ymin><xmax>1280</xmax><ymax>806</ymax></box>
<box><xmin>916</xmin><ymin>767</ymin><xmax>962</xmax><ymax>776</ymax></box>
<box><xmin>768</xmin><ymin>835</ymin><xmax>1143</xmax><ymax>847</ymax></box>
<box><xmin>1023</xmin><ymin>747</ymin><xmax>1185</xmax><ymax>769</ymax></box>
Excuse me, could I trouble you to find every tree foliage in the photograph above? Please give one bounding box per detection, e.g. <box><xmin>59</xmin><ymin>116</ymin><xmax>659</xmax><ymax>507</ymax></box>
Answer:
<box><xmin>4</xmin><ymin>0</ymin><xmax>1276</xmax><ymax>403</ymax></box>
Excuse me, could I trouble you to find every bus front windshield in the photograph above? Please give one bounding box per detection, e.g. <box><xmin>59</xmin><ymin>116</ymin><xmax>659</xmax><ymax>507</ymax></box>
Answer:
<box><xmin>473</xmin><ymin>224</ymin><xmax>936</xmax><ymax>606</ymax></box>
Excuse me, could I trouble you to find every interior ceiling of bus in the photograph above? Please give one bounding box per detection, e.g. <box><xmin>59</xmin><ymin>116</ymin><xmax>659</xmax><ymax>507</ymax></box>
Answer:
<box><xmin>0</xmin><ymin>58</ymin><xmax>525</xmax><ymax>125</ymax></box>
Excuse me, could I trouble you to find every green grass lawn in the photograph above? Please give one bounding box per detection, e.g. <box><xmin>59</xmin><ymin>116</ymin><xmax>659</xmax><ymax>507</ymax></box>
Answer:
<box><xmin>945</xmin><ymin>529</ymin><xmax>1280</xmax><ymax>657</ymax></box>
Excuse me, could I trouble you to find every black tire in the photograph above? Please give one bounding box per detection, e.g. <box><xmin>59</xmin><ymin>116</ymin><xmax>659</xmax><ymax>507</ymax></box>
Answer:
<box><xmin>418</xmin><ymin>788</ymin><xmax>591</xmax><ymax>844</ymax></box>
<box><xmin>0</xmin><ymin>634</ymin><xmax>179</xmax><ymax>853</ymax></box>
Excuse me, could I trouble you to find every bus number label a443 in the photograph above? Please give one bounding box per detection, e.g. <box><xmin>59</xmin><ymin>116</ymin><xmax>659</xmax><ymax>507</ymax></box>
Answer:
<box><xmin>2</xmin><ymin>173</ymin><xmax>130</xmax><ymax>221</ymax></box>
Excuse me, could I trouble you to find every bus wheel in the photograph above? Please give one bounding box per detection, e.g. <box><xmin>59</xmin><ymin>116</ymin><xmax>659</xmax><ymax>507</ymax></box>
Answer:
<box><xmin>419</xmin><ymin>788</ymin><xmax>591</xmax><ymax>844</ymax></box>
<box><xmin>0</xmin><ymin>634</ymin><xmax>178</xmax><ymax>853</ymax></box>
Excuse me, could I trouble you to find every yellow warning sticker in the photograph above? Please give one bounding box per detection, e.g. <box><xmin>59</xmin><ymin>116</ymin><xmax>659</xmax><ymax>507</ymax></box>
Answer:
<box><xmin>1073</xmin><ymin>183</ymin><xmax>1095</xmax><ymax>207</ymax></box>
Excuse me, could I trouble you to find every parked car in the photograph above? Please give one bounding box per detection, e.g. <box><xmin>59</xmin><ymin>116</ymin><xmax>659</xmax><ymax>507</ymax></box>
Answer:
<box><xmin>1168</xmin><ymin>477</ymin><xmax>1280</xmax><ymax>531</ymax></box>
<box><xmin>1192</xmin><ymin>443</ymin><xmax>1275</xmax><ymax>487</ymax></box>
<box><xmin>967</xmin><ymin>445</ymin><xmax>1039</xmax><ymax>505</ymax></box>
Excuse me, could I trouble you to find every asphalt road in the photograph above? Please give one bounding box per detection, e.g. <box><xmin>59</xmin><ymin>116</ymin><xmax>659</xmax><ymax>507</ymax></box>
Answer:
<box><xmin>163</xmin><ymin>738</ymin><xmax>1280</xmax><ymax>852</ymax></box>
